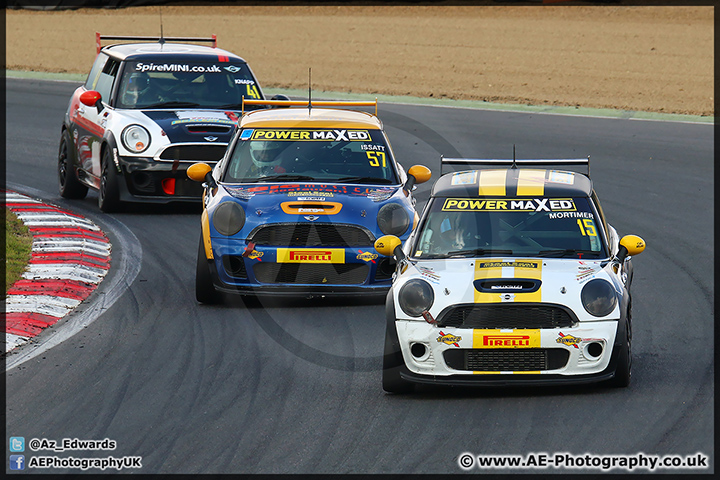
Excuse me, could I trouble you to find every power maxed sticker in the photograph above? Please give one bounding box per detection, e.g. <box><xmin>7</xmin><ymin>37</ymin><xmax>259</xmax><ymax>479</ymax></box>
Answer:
<box><xmin>442</xmin><ymin>198</ymin><xmax>576</xmax><ymax>212</ymax></box>
<box><xmin>250</xmin><ymin>129</ymin><xmax>371</xmax><ymax>141</ymax></box>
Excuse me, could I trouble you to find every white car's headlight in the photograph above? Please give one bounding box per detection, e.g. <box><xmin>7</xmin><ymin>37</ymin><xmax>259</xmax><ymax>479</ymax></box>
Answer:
<box><xmin>121</xmin><ymin>124</ymin><xmax>151</xmax><ymax>153</ymax></box>
<box><xmin>581</xmin><ymin>279</ymin><xmax>617</xmax><ymax>317</ymax></box>
<box><xmin>398</xmin><ymin>279</ymin><xmax>434</xmax><ymax>317</ymax></box>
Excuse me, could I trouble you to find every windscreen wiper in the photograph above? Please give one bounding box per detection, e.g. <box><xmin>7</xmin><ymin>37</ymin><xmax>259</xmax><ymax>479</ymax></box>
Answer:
<box><xmin>536</xmin><ymin>249</ymin><xmax>601</xmax><ymax>258</ymax></box>
<box><xmin>143</xmin><ymin>101</ymin><xmax>201</xmax><ymax>108</ymax></box>
<box><xmin>255</xmin><ymin>174</ymin><xmax>316</xmax><ymax>182</ymax></box>
<box><xmin>446</xmin><ymin>248</ymin><xmax>514</xmax><ymax>258</ymax></box>
<box><xmin>334</xmin><ymin>176</ymin><xmax>393</xmax><ymax>184</ymax></box>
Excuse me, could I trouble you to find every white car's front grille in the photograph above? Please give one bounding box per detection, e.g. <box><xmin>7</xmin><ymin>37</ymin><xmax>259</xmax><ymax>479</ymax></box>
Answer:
<box><xmin>156</xmin><ymin>144</ymin><xmax>227</xmax><ymax>162</ymax></box>
<box><xmin>437</xmin><ymin>304</ymin><xmax>577</xmax><ymax>329</ymax></box>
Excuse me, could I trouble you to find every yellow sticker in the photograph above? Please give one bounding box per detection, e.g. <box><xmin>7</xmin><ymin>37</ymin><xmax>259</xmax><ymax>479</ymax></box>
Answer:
<box><xmin>472</xmin><ymin>329</ymin><xmax>541</xmax><ymax>348</ymax></box>
<box><xmin>478</xmin><ymin>170</ymin><xmax>507</xmax><ymax>196</ymax></box>
<box><xmin>516</xmin><ymin>169</ymin><xmax>546</xmax><ymax>196</ymax></box>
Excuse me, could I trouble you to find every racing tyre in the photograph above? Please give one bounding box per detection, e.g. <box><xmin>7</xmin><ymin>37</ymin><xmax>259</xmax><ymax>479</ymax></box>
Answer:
<box><xmin>58</xmin><ymin>130</ymin><xmax>88</xmax><ymax>199</ymax></box>
<box><xmin>98</xmin><ymin>147</ymin><xmax>122</xmax><ymax>212</ymax></box>
<box><xmin>382</xmin><ymin>293</ymin><xmax>414</xmax><ymax>393</ymax></box>
<box><xmin>608</xmin><ymin>306</ymin><xmax>632</xmax><ymax>388</ymax></box>
<box><xmin>196</xmin><ymin>237</ymin><xmax>222</xmax><ymax>304</ymax></box>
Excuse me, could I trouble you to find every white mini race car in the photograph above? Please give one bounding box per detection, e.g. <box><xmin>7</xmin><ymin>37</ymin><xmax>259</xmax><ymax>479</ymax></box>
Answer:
<box><xmin>374</xmin><ymin>158</ymin><xmax>645</xmax><ymax>393</ymax></box>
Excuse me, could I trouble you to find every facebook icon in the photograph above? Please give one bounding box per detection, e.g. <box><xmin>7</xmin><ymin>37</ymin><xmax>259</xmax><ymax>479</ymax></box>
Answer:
<box><xmin>9</xmin><ymin>455</ymin><xmax>25</xmax><ymax>470</ymax></box>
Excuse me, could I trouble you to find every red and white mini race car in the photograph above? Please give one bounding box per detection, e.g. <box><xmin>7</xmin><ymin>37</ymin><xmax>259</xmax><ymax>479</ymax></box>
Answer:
<box><xmin>58</xmin><ymin>33</ymin><xmax>272</xmax><ymax>212</ymax></box>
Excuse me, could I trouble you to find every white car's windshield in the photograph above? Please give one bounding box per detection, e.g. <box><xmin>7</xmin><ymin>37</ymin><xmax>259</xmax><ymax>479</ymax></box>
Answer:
<box><xmin>223</xmin><ymin>128</ymin><xmax>399</xmax><ymax>184</ymax></box>
<box><xmin>413</xmin><ymin>196</ymin><xmax>608</xmax><ymax>259</ymax></box>
<box><xmin>116</xmin><ymin>60</ymin><xmax>261</xmax><ymax>109</ymax></box>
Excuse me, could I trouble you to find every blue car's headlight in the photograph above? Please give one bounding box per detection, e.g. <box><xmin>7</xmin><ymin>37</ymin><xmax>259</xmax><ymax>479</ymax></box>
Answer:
<box><xmin>212</xmin><ymin>201</ymin><xmax>245</xmax><ymax>236</ymax></box>
<box><xmin>377</xmin><ymin>203</ymin><xmax>410</xmax><ymax>236</ymax></box>
<box><xmin>399</xmin><ymin>279</ymin><xmax>434</xmax><ymax>317</ymax></box>
<box><xmin>581</xmin><ymin>279</ymin><xmax>617</xmax><ymax>317</ymax></box>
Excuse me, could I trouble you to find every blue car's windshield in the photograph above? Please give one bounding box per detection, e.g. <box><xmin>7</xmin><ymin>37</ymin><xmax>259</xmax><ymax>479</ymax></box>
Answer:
<box><xmin>223</xmin><ymin>128</ymin><xmax>400</xmax><ymax>184</ymax></box>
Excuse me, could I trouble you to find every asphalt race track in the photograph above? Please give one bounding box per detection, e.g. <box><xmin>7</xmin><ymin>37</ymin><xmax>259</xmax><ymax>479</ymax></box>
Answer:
<box><xmin>5</xmin><ymin>78</ymin><xmax>714</xmax><ymax>474</ymax></box>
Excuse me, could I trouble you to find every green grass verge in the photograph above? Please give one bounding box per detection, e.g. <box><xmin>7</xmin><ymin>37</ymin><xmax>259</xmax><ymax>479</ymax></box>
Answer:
<box><xmin>5</xmin><ymin>208</ymin><xmax>33</xmax><ymax>293</ymax></box>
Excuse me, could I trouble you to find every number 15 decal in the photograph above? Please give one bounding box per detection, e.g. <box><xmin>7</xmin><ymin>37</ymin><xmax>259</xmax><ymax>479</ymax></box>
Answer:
<box><xmin>577</xmin><ymin>218</ymin><xmax>597</xmax><ymax>236</ymax></box>
<box><xmin>367</xmin><ymin>151</ymin><xmax>386</xmax><ymax>167</ymax></box>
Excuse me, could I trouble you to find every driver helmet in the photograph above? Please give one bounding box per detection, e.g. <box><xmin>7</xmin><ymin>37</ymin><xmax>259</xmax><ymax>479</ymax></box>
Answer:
<box><xmin>250</xmin><ymin>141</ymin><xmax>284</xmax><ymax>169</ymax></box>
<box><xmin>123</xmin><ymin>72</ymin><xmax>150</xmax><ymax>105</ymax></box>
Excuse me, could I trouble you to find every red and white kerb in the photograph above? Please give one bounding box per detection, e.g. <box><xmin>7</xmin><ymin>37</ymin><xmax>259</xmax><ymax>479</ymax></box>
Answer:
<box><xmin>4</xmin><ymin>191</ymin><xmax>112</xmax><ymax>352</ymax></box>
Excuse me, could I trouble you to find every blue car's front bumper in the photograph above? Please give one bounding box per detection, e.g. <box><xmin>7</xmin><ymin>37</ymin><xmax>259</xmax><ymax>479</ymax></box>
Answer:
<box><xmin>209</xmin><ymin>241</ymin><xmax>396</xmax><ymax>296</ymax></box>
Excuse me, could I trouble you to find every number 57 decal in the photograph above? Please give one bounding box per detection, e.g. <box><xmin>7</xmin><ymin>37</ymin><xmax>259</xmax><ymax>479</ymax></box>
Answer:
<box><xmin>367</xmin><ymin>151</ymin><xmax>386</xmax><ymax>167</ymax></box>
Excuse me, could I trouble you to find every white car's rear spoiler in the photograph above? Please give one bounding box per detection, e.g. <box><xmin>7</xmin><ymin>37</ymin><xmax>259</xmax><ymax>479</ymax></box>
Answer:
<box><xmin>96</xmin><ymin>32</ymin><xmax>217</xmax><ymax>54</ymax></box>
<box><xmin>440</xmin><ymin>156</ymin><xmax>590</xmax><ymax>177</ymax></box>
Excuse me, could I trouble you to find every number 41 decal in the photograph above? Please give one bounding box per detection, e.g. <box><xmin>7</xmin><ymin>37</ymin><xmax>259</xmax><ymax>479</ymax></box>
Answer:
<box><xmin>245</xmin><ymin>85</ymin><xmax>261</xmax><ymax>99</ymax></box>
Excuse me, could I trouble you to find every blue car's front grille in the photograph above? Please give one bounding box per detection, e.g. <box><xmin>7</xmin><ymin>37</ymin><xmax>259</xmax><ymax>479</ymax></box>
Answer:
<box><xmin>254</xmin><ymin>263</ymin><xmax>369</xmax><ymax>285</ymax></box>
<box><xmin>248</xmin><ymin>223</ymin><xmax>375</xmax><ymax>247</ymax></box>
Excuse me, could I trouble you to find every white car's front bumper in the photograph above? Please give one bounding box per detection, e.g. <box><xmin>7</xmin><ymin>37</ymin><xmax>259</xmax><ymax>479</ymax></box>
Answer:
<box><xmin>395</xmin><ymin>319</ymin><xmax>619</xmax><ymax>378</ymax></box>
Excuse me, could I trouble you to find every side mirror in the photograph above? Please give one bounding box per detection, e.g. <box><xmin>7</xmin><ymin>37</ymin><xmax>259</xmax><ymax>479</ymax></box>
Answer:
<box><xmin>403</xmin><ymin>165</ymin><xmax>431</xmax><ymax>194</ymax></box>
<box><xmin>187</xmin><ymin>162</ymin><xmax>217</xmax><ymax>189</ymax></box>
<box><xmin>80</xmin><ymin>90</ymin><xmax>103</xmax><ymax>112</ymax></box>
<box><xmin>616</xmin><ymin>234</ymin><xmax>646</xmax><ymax>264</ymax></box>
<box><xmin>270</xmin><ymin>94</ymin><xmax>291</xmax><ymax>108</ymax></box>
<box><xmin>375</xmin><ymin>235</ymin><xmax>405</xmax><ymax>261</ymax></box>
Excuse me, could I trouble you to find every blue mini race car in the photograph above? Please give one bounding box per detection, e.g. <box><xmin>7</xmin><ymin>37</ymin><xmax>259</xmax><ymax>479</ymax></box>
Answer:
<box><xmin>187</xmin><ymin>99</ymin><xmax>431</xmax><ymax>302</ymax></box>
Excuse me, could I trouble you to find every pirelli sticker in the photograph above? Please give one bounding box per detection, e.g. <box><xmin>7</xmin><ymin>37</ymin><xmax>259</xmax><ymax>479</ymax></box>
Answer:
<box><xmin>249</xmin><ymin>129</ymin><xmax>371</xmax><ymax>141</ymax></box>
<box><xmin>442</xmin><ymin>198</ymin><xmax>576</xmax><ymax>212</ymax></box>
<box><xmin>472</xmin><ymin>329</ymin><xmax>541</xmax><ymax>348</ymax></box>
<box><xmin>276</xmin><ymin>248</ymin><xmax>345</xmax><ymax>263</ymax></box>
